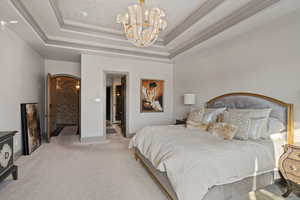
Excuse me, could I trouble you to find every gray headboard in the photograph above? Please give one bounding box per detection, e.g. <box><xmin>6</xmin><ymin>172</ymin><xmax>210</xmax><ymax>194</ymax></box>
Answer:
<box><xmin>206</xmin><ymin>93</ymin><xmax>294</xmax><ymax>144</ymax></box>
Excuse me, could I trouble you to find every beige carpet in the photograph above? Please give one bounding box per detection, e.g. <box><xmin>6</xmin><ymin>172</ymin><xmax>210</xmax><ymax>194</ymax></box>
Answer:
<box><xmin>0</xmin><ymin>127</ymin><xmax>298</xmax><ymax>200</ymax></box>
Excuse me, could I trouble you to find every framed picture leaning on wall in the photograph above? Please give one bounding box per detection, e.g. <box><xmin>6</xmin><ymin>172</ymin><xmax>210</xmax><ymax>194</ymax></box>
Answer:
<box><xmin>21</xmin><ymin>103</ymin><xmax>42</xmax><ymax>155</ymax></box>
<box><xmin>141</xmin><ymin>79</ymin><xmax>164</xmax><ymax>113</ymax></box>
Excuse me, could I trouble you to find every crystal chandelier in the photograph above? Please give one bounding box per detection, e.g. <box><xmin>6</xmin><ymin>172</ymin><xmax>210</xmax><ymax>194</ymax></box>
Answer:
<box><xmin>116</xmin><ymin>0</ymin><xmax>167</xmax><ymax>47</ymax></box>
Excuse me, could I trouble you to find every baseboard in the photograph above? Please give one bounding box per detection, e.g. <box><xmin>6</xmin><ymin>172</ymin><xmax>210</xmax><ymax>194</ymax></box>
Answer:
<box><xmin>127</xmin><ymin>133</ymin><xmax>136</xmax><ymax>138</ymax></box>
<box><xmin>80</xmin><ymin>136</ymin><xmax>108</xmax><ymax>144</ymax></box>
<box><xmin>14</xmin><ymin>150</ymin><xmax>23</xmax><ymax>161</ymax></box>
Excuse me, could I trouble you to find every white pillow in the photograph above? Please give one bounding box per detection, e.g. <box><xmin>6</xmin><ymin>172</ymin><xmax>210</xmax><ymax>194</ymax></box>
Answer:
<box><xmin>267</xmin><ymin>117</ymin><xmax>285</xmax><ymax>135</ymax></box>
<box><xmin>224</xmin><ymin>109</ymin><xmax>272</xmax><ymax>140</ymax></box>
<box><xmin>202</xmin><ymin>108</ymin><xmax>226</xmax><ymax>124</ymax></box>
<box><xmin>248</xmin><ymin>117</ymin><xmax>268</xmax><ymax>140</ymax></box>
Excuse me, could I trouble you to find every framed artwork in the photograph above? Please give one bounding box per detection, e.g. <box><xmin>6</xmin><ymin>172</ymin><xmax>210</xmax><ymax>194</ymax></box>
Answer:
<box><xmin>141</xmin><ymin>79</ymin><xmax>164</xmax><ymax>113</ymax></box>
<box><xmin>21</xmin><ymin>103</ymin><xmax>42</xmax><ymax>155</ymax></box>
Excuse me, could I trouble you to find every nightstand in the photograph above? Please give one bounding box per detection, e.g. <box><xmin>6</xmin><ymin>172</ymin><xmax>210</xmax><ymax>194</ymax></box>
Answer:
<box><xmin>175</xmin><ymin>119</ymin><xmax>186</xmax><ymax>125</ymax></box>
<box><xmin>0</xmin><ymin>131</ymin><xmax>18</xmax><ymax>183</ymax></box>
<box><xmin>279</xmin><ymin>143</ymin><xmax>300</xmax><ymax>197</ymax></box>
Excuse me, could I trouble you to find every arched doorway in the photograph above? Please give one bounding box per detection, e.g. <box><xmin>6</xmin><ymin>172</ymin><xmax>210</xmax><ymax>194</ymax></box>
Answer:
<box><xmin>47</xmin><ymin>74</ymin><xmax>80</xmax><ymax>140</ymax></box>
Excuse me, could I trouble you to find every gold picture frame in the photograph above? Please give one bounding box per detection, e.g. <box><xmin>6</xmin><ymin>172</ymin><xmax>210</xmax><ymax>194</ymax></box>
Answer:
<box><xmin>140</xmin><ymin>79</ymin><xmax>164</xmax><ymax>113</ymax></box>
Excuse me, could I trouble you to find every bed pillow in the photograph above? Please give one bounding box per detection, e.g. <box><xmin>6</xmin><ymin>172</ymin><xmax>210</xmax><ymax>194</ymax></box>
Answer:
<box><xmin>186</xmin><ymin>108</ymin><xmax>205</xmax><ymax>130</ymax></box>
<box><xmin>248</xmin><ymin>109</ymin><xmax>272</xmax><ymax>139</ymax></box>
<box><xmin>201</xmin><ymin>108</ymin><xmax>226</xmax><ymax>125</ymax></box>
<box><xmin>266</xmin><ymin>117</ymin><xmax>285</xmax><ymax>136</ymax></box>
<box><xmin>224</xmin><ymin>110</ymin><xmax>251</xmax><ymax>140</ymax></box>
<box><xmin>209</xmin><ymin>123</ymin><xmax>238</xmax><ymax>140</ymax></box>
<box><xmin>248</xmin><ymin>117</ymin><xmax>269</xmax><ymax>140</ymax></box>
<box><xmin>224</xmin><ymin>109</ymin><xmax>272</xmax><ymax>140</ymax></box>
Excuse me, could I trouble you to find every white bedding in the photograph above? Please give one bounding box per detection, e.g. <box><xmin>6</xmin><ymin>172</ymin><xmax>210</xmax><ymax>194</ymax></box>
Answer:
<box><xmin>130</xmin><ymin>125</ymin><xmax>279</xmax><ymax>200</ymax></box>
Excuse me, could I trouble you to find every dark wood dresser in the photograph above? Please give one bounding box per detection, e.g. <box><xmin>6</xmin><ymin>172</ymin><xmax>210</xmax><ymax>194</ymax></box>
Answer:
<box><xmin>0</xmin><ymin>131</ymin><xmax>18</xmax><ymax>183</ymax></box>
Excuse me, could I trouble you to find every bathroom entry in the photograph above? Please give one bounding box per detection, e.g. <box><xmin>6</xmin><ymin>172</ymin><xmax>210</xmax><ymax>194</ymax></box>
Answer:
<box><xmin>105</xmin><ymin>73</ymin><xmax>127</xmax><ymax>137</ymax></box>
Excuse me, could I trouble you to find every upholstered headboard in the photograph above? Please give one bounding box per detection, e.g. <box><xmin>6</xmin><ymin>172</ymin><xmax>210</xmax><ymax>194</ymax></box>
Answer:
<box><xmin>206</xmin><ymin>93</ymin><xmax>294</xmax><ymax>144</ymax></box>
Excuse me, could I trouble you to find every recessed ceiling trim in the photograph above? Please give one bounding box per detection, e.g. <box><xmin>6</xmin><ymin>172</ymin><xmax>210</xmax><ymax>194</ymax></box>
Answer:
<box><xmin>164</xmin><ymin>0</ymin><xmax>225</xmax><ymax>45</ymax></box>
<box><xmin>10</xmin><ymin>0</ymin><xmax>170</xmax><ymax>62</ymax></box>
<box><xmin>49</xmin><ymin>0</ymin><xmax>165</xmax><ymax>47</ymax></box>
<box><xmin>10</xmin><ymin>0</ymin><xmax>47</xmax><ymax>41</ymax></box>
<box><xmin>49</xmin><ymin>0</ymin><xmax>122</xmax><ymax>36</ymax></box>
<box><xmin>46</xmin><ymin>39</ymin><xmax>171</xmax><ymax>63</ymax></box>
<box><xmin>169</xmin><ymin>0</ymin><xmax>280</xmax><ymax>58</ymax></box>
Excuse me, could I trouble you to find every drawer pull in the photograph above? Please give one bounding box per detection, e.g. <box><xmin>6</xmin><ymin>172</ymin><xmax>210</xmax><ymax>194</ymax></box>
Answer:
<box><xmin>289</xmin><ymin>165</ymin><xmax>297</xmax><ymax>171</ymax></box>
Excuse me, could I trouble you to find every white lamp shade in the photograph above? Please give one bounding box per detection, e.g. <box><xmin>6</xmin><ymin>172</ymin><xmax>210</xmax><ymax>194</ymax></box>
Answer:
<box><xmin>184</xmin><ymin>94</ymin><xmax>196</xmax><ymax>105</ymax></box>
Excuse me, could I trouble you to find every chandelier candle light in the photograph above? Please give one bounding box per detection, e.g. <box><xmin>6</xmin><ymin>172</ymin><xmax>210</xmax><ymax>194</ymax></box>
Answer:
<box><xmin>116</xmin><ymin>0</ymin><xmax>167</xmax><ymax>47</ymax></box>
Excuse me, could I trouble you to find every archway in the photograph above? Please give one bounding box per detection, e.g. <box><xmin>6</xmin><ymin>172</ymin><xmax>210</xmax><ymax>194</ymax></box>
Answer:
<box><xmin>48</xmin><ymin>74</ymin><xmax>81</xmax><ymax>138</ymax></box>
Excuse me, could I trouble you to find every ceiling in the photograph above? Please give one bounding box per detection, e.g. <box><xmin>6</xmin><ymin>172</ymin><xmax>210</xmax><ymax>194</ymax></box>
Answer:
<box><xmin>1</xmin><ymin>0</ymin><xmax>300</xmax><ymax>63</ymax></box>
<box><xmin>56</xmin><ymin>0</ymin><xmax>206</xmax><ymax>38</ymax></box>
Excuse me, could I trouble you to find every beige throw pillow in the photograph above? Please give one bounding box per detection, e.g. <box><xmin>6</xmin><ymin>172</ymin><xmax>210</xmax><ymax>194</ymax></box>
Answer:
<box><xmin>186</xmin><ymin>107</ymin><xmax>226</xmax><ymax>131</ymax></box>
<box><xmin>186</xmin><ymin>108</ymin><xmax>205</xmax><ymax>130</ymax></box>
<box><xmin>210</xmin><ymin>123</ymin><xmax>238</xmax><ymax>140</ymax></box>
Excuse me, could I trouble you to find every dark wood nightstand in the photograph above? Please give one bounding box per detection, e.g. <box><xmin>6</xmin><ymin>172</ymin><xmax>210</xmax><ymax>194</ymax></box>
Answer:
<box><xmin>279</xmin><ymin>143</ymin><xmax>300</xmax><ymax>197</ymax></box>
<box><xmin>175</xmin><ymin>119</ymin><xmax>186</xmax><ymax>125</ymax></box>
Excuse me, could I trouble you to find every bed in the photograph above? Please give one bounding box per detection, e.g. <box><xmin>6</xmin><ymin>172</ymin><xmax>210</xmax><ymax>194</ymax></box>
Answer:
<box><xmin>130</xmin><ymin>93</ymin><xmax>294</xmax><ymax>200</ymax></box>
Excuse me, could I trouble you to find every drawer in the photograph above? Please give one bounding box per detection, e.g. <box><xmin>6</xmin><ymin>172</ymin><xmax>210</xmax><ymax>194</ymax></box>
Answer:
<box><xmin>289</xmin><ymin>148</ymin><xmax>300</xmax><ymax>161</ymax></box>
<box><xmin>283</xmin><ymin>158</ymin><xmax>300</xmax><ymax>178</ymax></box>
<box><xmin>0</xmin><ymin>137</ymin><xmax>13</xmax><ymax>175</ymax></box>
<box><xmin>286</xmin><ymin>172</ymin><xmax>300</xmax><ymax>184</ymax></box>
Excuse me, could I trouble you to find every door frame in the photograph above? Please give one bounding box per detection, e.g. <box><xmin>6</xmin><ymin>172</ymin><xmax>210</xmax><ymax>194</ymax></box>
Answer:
<box><xmin>46</xmin><ymin>73</ymin><xmax>52</xmax><ymax>142</ymax></box>
<box><xmin>46</xmin><ymin>74</ymin><xmax>81</xmax><ymax>141</ymax></box>
<box><xmin>103</xmin><ymin>71</ymin><xmax>129</xmax><ymax>138</ymax></box>
<box><xmin>106</xmin><ymin>86</ymin><xmax>112</xmax><ymax>121</ymax></box>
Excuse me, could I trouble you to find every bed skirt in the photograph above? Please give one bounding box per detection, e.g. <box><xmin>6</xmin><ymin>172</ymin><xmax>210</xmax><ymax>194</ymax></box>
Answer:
<box><xmin>134</xmin><ymin>148</ymin><xmax>281</xmax><ymax>200</ymax></box>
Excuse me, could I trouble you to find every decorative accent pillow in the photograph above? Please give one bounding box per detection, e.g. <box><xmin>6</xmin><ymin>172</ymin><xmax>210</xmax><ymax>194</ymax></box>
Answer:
<box><xmin>224</xmin><ymin>109</ymin><xmax>272</xmax><ymax>140</ymax></box>
<box><xmin>201</xmin><ymin>108</ymin><xmax>226</xmax><ymax>125</ymax></box>
<box><xmin>224</xmin><ymin>110</ymin><xmax>252</xmax><ymax>140</ymax></box>
<box><xmin>209</xmin><ymin>123</ymin><xmax>238</xmax><ymax>140</ymax></box>
<box><xmin>186</xmin><ymin>121</ymin><xmax>209</xmax><ymax>131</ymax></box>
<box><xmin>186</xmin><ymin>108</ymin><xmax>205</xmax><ymax>130</ymax></box>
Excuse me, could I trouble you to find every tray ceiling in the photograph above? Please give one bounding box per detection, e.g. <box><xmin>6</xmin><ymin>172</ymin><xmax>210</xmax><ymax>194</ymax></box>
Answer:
<box><xmin>56</xmin><ymin>0</ymin><xmax>206</xmax><ymax>38</ymax></box>
<box><xmin>2</xmin><ymin>0</ymin><xmax>299</xmax><ymax>62</ymax></box>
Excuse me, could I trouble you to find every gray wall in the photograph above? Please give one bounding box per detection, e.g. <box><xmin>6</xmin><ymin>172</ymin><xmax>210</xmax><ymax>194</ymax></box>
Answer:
<box><xmin>0</xmin><ymin>28</ymin><xmax>45</xmax><ymax>153</ymax></box>
<box><xmin>173</xmin><ymin>9</ymin><xmax>300</xmax><ymax>140</ymax></box>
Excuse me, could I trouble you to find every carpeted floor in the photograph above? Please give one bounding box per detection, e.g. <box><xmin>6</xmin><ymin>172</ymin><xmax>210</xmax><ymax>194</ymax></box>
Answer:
<box><xmin>0</xmin><ymin>127</ymin><xmax>299</xmax><ymax>200</ymax></box>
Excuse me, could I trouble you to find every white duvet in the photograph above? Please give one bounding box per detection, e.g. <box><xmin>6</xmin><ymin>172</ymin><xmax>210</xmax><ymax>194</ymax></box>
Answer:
<box><xmin>129</xmin><ymin>125</ymin><xmax>277</xmax><ymax>200</ymax></box>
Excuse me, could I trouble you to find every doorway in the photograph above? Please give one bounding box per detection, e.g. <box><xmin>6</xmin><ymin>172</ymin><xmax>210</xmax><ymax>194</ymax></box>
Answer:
<box><xmin>105</xmin><ymin>73</ymin><xmax>127</xmax><ymax>137</ymax></box>
<box><xmin>47</xmin><ymin>74</ymin><xmax>80</xmax><ymax>141</ymax></box>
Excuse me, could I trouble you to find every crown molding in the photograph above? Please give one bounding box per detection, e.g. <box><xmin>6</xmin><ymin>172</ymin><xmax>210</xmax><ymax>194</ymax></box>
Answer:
<box><xmin>163</xmin><ymin>0</ymin><xmax>225</xmax><ymax>45</ymax></box>
<box><xmin>10</xmin><ymin>0</ymin><xmax>283</xmax><ymax>61</ymax></box>
<box><xmin>46</xmin><ymin>38</ymin><xmax>171</xmax><ymax>62</ymax></box>
<box><xmin>49</xmin><ymin>0</ymin><xmax>123</xmax><ymax>36</ymax></box>
<box><xmin>49</xmin><ymin>0</ymin><xmax>165</xmax><ymax>47</ymax></box>
<box><xmin>10</xmin><ymin>0</ymin><xmax>170</xmax><ymax>62</ymax></box>
<box><xmin>169</xmin><ymin>0</ymin><xmax>281</xmax><ymax>58</ymax></box>
<box><xmin>10</xmin><ymin>0</ymin><xmax>47</xmax><ymax>41</ymax></box>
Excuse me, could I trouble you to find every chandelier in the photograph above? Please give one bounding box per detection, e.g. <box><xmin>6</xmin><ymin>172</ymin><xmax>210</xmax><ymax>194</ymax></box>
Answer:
<box><xmin>116</xmin><ymin>0</ymin><xmax>167</xmax><ymax>47</ymax></box>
